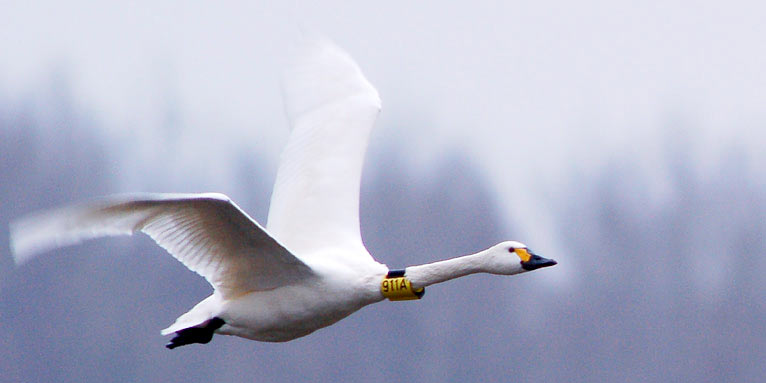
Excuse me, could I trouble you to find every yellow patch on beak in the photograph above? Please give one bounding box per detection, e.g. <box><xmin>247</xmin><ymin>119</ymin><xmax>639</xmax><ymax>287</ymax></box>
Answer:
<box><xmin>514</xmin><ymin>248</ymin><xmax>531</xmax><ymax>262</ymax></box>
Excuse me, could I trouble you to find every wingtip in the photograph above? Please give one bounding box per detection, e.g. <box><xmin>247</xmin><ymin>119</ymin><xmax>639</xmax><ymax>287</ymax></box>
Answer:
<box><xmin>282</xmin><ymin>35</ymin><xmax>381</xmax><ymax>129</ymax></box>
<box><xmin>8</xmin><ymin>206</ymin><xmax>88</xmax><ymax>266</ymax></box>
<box><xmin>9</xmin><ymin>222</ymin><xmax>50</xmax><ymax>266</ymax></box>
<box><xmin>9</xmin><ymin>220</ymin><xmax>30</xmax><ymax>265</ymax></box>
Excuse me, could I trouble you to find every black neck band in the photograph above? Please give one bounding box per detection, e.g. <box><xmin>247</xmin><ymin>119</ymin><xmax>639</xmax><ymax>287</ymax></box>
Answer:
<box><xmin>386</xmin><ymin>269</ymin><xmax>406</xmax><ymax>278</ymax></box>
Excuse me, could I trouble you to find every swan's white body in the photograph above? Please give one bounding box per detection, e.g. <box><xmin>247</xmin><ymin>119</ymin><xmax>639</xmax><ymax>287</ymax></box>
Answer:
<box><xmin>9</xmin><ymin>38</ymin><xmax>556</xmax><ymax>346</ymax></box>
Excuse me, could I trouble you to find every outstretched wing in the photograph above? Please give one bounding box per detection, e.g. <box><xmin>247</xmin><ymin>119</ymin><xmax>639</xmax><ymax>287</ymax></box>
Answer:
<box><xmin>11</xmin><ymin>193</ymin><xmax>315</xmax><ymax>298</ymax></box>
<box><xmin>267</xmin><ymin>37</ymin><xmax>381</xmax><ymax>260</ymax></box>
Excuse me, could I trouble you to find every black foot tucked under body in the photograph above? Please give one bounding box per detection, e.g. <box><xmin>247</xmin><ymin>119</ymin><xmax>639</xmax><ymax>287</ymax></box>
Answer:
<box><xmin>166</xmin><ymin>317</ymin><xmax>225</xmax><ymax>350</ymax></box>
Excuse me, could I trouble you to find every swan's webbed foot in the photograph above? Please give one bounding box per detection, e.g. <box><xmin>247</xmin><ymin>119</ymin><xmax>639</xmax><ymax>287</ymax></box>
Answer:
<box><xmin>165</xmin><ymin>317</ymin><xmax>225</xmax><ymax>350</ymax></box>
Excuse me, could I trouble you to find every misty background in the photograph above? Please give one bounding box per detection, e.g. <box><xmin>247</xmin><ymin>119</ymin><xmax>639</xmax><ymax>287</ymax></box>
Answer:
<box><xmin>2</xmin><ymin>1</ymin><xmax>765</xmax><ymax>382</ymax></box>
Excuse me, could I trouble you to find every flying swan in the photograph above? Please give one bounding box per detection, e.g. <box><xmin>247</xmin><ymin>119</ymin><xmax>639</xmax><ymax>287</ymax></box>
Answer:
<box><xmin>9</xmin><ymin>38</ymin><xmax>557</xmax><ymax>349</ymax></box>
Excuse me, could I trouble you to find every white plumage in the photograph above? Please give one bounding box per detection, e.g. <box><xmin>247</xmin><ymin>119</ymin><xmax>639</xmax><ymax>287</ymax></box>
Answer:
<box><xmin>10</xmin><ymin>38</ymin><xmax>556</xmax><ymax>348</ymax></box>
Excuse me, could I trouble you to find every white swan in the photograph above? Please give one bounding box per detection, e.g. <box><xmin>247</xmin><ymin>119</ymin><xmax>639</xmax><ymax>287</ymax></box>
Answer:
<box><xmin>9</xmin><ymin>38</ymin><xmax>556</xmax><ymax>349</ymax></box>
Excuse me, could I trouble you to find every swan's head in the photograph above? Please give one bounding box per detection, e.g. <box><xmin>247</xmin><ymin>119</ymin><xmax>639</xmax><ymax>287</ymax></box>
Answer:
<box><xmin>484</xmin><ymin>241</ymin><xmax>557</xmax><ymax>275</ymax></box>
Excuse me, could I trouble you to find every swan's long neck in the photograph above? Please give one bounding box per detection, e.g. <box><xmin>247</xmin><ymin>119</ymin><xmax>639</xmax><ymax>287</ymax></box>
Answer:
<box><xmin>404</xmin><ymin>253</ymin><xmax>487</xmax><ymax>289</ymax></box>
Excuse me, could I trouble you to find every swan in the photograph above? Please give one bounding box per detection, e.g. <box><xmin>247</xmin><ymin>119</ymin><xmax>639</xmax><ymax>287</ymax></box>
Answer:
<box><xmin>9</xmin><ymin>38</ymin><xmax>557</xmax><ymax>349</ymax></box>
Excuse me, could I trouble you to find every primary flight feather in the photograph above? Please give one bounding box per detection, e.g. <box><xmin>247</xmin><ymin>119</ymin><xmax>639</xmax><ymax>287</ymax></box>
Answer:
<box><xmin>10</xmin><ymin>37</ymin><xmax>556</xmax><ymax>349</ymax></box>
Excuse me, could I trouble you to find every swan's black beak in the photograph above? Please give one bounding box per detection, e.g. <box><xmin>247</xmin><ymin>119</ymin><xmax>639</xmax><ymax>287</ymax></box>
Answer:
<box><xmin>521</xmin><ymin>253</ymin><xmax>557</xmax><ymax>271</ymax></box>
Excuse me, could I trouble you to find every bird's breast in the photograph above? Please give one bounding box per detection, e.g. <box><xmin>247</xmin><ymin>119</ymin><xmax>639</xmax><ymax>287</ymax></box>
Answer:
<box><xmin>217</xmin><ymin>274</ymin><xmax>382</xmax><ymax>342</ymax></box>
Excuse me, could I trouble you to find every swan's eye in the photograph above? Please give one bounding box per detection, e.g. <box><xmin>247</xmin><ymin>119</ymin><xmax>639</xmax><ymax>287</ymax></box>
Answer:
<box><xmin>508</xmin><ymin>247</ymin><xmax>515</xmax><ymax>253</ymax></box>
<box><xmin>513</xmin><ymin>248</ymin><xmax>532</xmax><ymax>262</ymax></box>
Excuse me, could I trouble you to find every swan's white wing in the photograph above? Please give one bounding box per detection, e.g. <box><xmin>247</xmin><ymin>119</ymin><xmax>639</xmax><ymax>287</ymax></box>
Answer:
<box><xmin>267</xmin><ymin>38</ymin><xmax>381</xmax><ymax>260</ymax></box>
<box><xmin>11</xmin><ymin>193</ymin><xmax>315</xmax><ymax>298</ymax></box>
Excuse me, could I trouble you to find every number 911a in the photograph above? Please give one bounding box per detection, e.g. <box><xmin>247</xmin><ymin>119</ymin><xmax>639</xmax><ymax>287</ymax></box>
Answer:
<box><xmin>382</xmin><ymin>278</ymin><xmax>408</xmax><ymax>292</ymax></box>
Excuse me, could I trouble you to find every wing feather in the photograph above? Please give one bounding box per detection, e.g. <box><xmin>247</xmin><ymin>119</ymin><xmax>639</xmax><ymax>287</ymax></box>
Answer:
<box><xmin>10</xmin><ymin>193</ymin><xmax>315</xmax><ymax>298</ymax></box>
